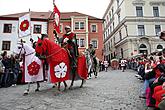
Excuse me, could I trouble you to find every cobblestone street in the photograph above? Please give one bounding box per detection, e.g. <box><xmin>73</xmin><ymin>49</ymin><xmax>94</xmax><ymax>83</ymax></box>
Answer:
<box><xmin>0</xmin><ymin>69</ymin><xmax>146</xmax><ymax>110</ymax></box>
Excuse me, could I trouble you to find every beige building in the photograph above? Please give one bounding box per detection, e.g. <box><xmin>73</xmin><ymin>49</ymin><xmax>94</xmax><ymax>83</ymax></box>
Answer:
<box><xmin>103</xmin><ymin>0</ymin><xmax>165</xmax><ymax>61</ymax></box>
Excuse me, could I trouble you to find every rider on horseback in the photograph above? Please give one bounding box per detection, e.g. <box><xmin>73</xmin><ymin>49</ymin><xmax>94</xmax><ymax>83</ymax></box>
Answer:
<box><xmin>61</xmin><ymin>25</ymin><xmax>79</xmax><ymax>88</ymax></box>
<box><xmin>61</xmin><ymin>26</ymin><xmax>79</xmax><ymax>68</ymax></box>
<box><xmin>87</xmin><ymin>43</ymin><xmax>97</xmax><ymax>65</ymax></box>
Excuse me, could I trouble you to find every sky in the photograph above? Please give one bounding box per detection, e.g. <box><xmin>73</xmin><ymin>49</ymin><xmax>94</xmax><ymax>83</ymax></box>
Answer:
<box><xmin>0</xmin><ymin>0</ymin><xmax>110</xmax><ymax>18</ymax></box>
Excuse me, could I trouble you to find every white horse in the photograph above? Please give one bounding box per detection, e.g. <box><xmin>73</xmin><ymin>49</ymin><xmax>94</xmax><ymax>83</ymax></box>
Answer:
<box><xmin>15</xmin><ymin>42</ymin><xmax>44</xmax><ymax>95</ymax></box>
<box><xmin>84</xmin><ymin>50</ymin><xmax>93</xmax><ymax>75</ymax></box>
<box><xmin>84</xmin><ymin>49</ymin><xmax>99</xmax><ymax>78</ymax></box>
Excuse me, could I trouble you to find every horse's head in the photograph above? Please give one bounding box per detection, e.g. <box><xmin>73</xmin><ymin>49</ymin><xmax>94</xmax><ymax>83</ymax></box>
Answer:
<box><xmin>35</xmin><ymin>37</ymin><xmax>47</xmax><ymax>59</ymax></box>
<box><xmin>15</xmin><ymin>42</ymin><xmax>35</xmax><ymax>58</ymax></box>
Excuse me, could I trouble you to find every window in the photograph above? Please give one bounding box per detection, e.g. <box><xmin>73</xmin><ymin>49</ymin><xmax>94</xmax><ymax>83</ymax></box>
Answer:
<box><xmin>91</xmin><ymin>24</ymin><xmax>97</xmax><ymax>32</ymax></box>
<box><xmin>60</xmin><ymin>24</ymin><xmax>63</xmax><ymax>33</ymax></box>
<box><xmin>3</xmin><ymin>24</ymin><xmax>12</xmax><ymax>33</ymax></box>
<box><xmin>80</xmin><ymin>22</ymin><xmax>84</xmax><ymax>29</ymax></box>
<box><xmin>119</xmin><ymin>30</ymin><xmax>122</xmax><ymax>40</ymax></box>
<box><xmin>153</xmin><ymin>7</ymin><xmax>159</xmax><ymax>17</ymax></box>
<box><xmin>138</xmin><ymin>25</ymin><xmax>145</xmax><ymax>36</ymax></box>
<box><xmin>77</xmin><ymin>38</ymin><xmax>85</xmax><ymax>47</ymax></box>
<box><xmin>76</xmin><ymin>39</ymin><xmax>79</xmax><ymax>46</ymax></box>
<box><xmin>118</xmin><ymin>13</ymin><xmax>120</xmax><ymax>23</ymax></box>
<box><xmin>2</xmin><ymin>41</ymin><xmax>11</xmax><ymax>50</ymax></box>
<box><xmin>91</xmin><ymin>40</ymin><xmax>98</xmax><ymax>48</ymax></box>
<box><xmin>74</xmin><ymin>22</ymin><xmax>85</xmax><ymax>30</ymax></box>
<box><xmin>109</xmin><ymin>12</ymin><xmax>111</xmax><ymax>20</ymax></box>
<box><xmin>112</xmin><ymin>7</ymin><xmax>114</xmax><ymax>15</ymax></box>
<box><xmin>110</xmin><ymin>26</ymin><xmax>112</xmax><ymax>32</ymax></box>
<box><xmin>136</xmin><ymin>6</ymin><xmax>143</xmax><ymax>17</ymax></box>
<box><xmin>80</xmin><ymin>38</ymin><xmax>85</xmax><ymax>47</ymax></box>
<box><xmin>157</xmin><ymin>45</ymin><xmax>163</xmax><ymax>50</ymax></box>
<box><xmin>113</xmin><ymin>37</ymin><xmax>115</xmax><ymax>45</ymax></box>
<box><xmin>75</xmin><ymin>22</ymin><xmax>79</xmax><ymax>30</ymax></box>
<box><xmin>33</xmin><ymin>25</ymin><xmax>41</xmax><ymax>34</ymax></box>
<box><xmin>155</xmin><ymin>25</ymin><xmax>161</xmax><ymax>36</ymax></box>
<box><xmin>113</xmin><ymin>22</ymin><xmax>115</xmax><ymax>30</ymax></box>
<box><xmin>117</xmin><ymin>0</ymin><xmax>119</xmax><ymax>7</ymax></box>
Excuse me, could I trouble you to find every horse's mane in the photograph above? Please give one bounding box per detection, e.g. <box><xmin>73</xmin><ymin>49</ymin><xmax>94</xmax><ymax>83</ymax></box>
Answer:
<box><xmin>39</xmin><ymin>38</ymin><xmax>62</xmax><ymax>55</ymax></box>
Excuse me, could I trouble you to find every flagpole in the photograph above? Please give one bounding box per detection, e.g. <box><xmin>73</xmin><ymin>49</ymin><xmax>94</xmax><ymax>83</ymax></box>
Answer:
<box><xmin>29</xmin><ymin>8</ymin><xmax>32</xmax><ymax>38</ymax></box>
<box><xmin>53</xmin><ymin>0</ymin><xmax>55</xmax><ymax>6</ymax></box>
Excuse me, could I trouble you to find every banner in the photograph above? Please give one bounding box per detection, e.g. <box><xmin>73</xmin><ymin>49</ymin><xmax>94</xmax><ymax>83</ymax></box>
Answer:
<box><xmin>18</xmin><ymin>13</ymin><xmax>31</xmax><ymax>37</ymax></box>
<box><xmin>53</xmin><ymin>5</ymin><xmax>60</xmax><ymax>33</ymax></box>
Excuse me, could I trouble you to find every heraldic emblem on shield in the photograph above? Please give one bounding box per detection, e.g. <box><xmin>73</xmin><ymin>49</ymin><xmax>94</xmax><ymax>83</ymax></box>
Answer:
<box><xmin>54</xmin><ymin>62</ymin><xmax>67</xmax><ymax>78</ymax></box>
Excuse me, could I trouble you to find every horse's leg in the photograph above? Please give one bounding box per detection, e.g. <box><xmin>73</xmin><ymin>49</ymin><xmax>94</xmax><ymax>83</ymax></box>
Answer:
<box><xmin>80</xmin><ymin>79</ymin><xmax>84</xmax><ymax>88</ymax></box>
<box><xmin>35</xmin><ymin>81</ymin><xmax>40</xmax><ymax>92</ymax></box>
<box><xmin>63</xmin><ymin>81</ymin><xmax>67</xmax><ymax>91</ymax></box>
<box><xmin>23</xmin><ymin>83</ymin><xmax>30</xmax><ymax>95</ymax></box>
<box><xmin>58</xmin><ymin>82</ymin><xmax>61</xmax><ymax>91</ymax></box>
<box><xmin>69</xmin><ymin>68</ymin><xmax>76</xmax><ymax>89</ymax></box>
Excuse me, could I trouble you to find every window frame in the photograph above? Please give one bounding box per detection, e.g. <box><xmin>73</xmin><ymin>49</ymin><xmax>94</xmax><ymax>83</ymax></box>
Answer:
<box><xmin>2</xmin><ymin>41</ymin><xmax>11</xmax><ymax>51</ymax></box>
<box><xmin>153</xmin><ymin>6</ymin><xmax>159</xmax><ymax>17</ymax></box>
<box><xmin>74</xmin><ymin>21</ymin><xmax>85</xmax><ymax>30</ymax></box>
<box><xmin>136</xmin><ymin>6</ymin><xmax>143</xmax><ymax>17</ymax></box>
<box><xmin>60</xmin><ymin>24</ymin><xmax>63</xmax><ymax>33</ymax></box>
<box><xmin>33</xmin><ymin>24</ymin><xmax>42</xmax><ymax>34</ymax></box>
<box><xmin>91</xmin><ymin>24</ymin><xmax>97</xmax><ymax>33</ymax></box>
<box><xmin>3</xmin><ymin>24</ymin><xmax>12</xmax><ymax>33</ymax></box>
<box><xmin>77</xmin><ymin>38</ymin><xmax>85</xmax><ymax>48</ymax></box>
<box><xmin>91</xmin><ymin>39</ymin><xmax>98</xmax><ymax>49</ymax></box>
<box><xmin>155</xmin><ymin>25</ymin><xmax>161</xmax><ymax>36</ymax></box>
<box><xmin>138</xmin><ymin>25</ymin><xmax>145</xmax><ymax>36</ymax></box>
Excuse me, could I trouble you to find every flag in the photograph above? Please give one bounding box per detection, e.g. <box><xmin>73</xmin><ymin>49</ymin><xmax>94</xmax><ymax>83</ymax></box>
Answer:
<box><xmin>53</xmin><ymin>5</ymin><xmax>60</xmax><ymax>33</ymax></box>
<box><xmin>19</xmin><ymin>13</ymin><xmax>31</xmax><ymax>37</ymax></box>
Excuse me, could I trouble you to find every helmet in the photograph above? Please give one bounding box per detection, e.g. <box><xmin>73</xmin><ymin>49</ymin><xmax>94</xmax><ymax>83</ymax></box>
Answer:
<box><xmin>65</xmin><ymin>25</ymin><xmax>71</xmax><ymax>29</ymax></box>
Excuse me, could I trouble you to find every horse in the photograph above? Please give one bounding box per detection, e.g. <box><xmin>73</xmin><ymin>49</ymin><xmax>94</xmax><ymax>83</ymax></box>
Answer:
<box><xmin>92</xmin><ymin>57</ymin><xmax>100</xmax><ymax>78</ymax></box>
<box><xmin>15</xmin><ymin>42</ymin><xmax>44</xmax><ymax>95</ymax></box>
<box><xmin>35</xmin><ymin>37</ymin><xmax>87</xmax><ymax>90</ymax></box>
<box><xmin>84</xmin><ymin>49</ymin><xmax>93</xmax><ymax>78</ymax></box>
<box><xmin>84</xmin><ymin>49</ymin><xmax>99</xmax><ymax>78</ymax></box>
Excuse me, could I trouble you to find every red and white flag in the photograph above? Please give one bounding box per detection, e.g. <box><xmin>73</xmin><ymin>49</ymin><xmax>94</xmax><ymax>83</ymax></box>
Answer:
<box><xmin>53</xmin><ymin>5</ymin><xmax>60</xmax><ymax>33</ymax></box>
<box><xmin>18</xmin><ymin>13</ymin><xmax>31</xmax><ymax>37</ymax></box>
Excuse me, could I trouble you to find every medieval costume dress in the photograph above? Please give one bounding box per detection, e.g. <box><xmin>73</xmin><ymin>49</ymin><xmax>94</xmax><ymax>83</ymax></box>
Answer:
<box><xmin>61</xmin><ymin>32</ymin><xmax>80</xmax><ymax>79</ymax></box>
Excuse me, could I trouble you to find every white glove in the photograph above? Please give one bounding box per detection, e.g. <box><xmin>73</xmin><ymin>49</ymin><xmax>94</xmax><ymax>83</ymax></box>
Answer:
<box><xmin>63</xmin><ymin>38</ymin><xmax>69</xmax><ymax>43</ymax></box>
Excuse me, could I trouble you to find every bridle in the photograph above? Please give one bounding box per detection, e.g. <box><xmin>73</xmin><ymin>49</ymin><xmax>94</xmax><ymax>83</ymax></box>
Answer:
<box><xmin>36</xmin><ymin>40</ymin><xmax>66</xmax><ymax>60</ymax></box>
<box><xmin>17</xmin><ymin>43</ymin><xmax>35</xmax><ymax>58</ymax></box>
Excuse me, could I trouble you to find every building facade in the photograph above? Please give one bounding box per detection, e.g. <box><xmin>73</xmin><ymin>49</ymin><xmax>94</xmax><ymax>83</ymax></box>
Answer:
<box><xmin>0</xmin><ymin>12</ymin><xmax>51</xmax><ymax>55</ymax></box>
<box><xmin>48</xmin><ymin>12</ymin><xmax>104</xmax><ymax>60</ymax></box>
<box><xmin>0</xmin><ymin>12</ymin><xmax>104</xmax><ymax>60</ymax></box>
<box><xmin>103</xmin><ymin>0</ymin><xmax>165</xmax><ymax>62</ymax></box>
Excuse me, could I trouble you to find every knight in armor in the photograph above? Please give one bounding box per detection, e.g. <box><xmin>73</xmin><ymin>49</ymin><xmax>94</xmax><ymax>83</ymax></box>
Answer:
<box><xmin>60</xmin><ymin>26</ymin><xmax>79</xmax><ymax>68</ymax></box>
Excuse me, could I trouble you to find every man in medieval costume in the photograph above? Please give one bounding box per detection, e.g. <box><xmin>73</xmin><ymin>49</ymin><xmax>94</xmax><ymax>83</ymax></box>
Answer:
<box><xmin>61</xmin><ymin>26</ymin><xmax>79</xmax><ymax>67</ymax></box>
<box><xmin>88</xmin><ymin>43</ymin><xmax>97</xmax><ymax>65</ymax></box>
<box><xmin>61</xmin><ymin>26</ymin><xmax>79</xmax><ymax>88</ymax></box>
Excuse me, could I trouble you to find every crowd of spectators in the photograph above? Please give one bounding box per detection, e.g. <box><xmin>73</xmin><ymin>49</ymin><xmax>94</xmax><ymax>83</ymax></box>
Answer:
<box><xmin>129</xmin><ymin>50</ymin><xmax>165</xmax><ymax>110</ymax></box>
<box><xmin>0</xmin><ymin>51</ymin><xmax>22</xmax><ymax>88</ymax></box>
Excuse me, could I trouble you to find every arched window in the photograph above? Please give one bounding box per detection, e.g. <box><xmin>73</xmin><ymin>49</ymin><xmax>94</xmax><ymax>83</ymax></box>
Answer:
<box><xmin>139</xmin><ymin>44</ymin><xmax>148</xmax><ymax>55</ymax></box>
<box><xmin>139</xmin><ymin>44</ymin><xmax>147</xmax><ymax>48</ymax></box>
<box><xmin>157</xmin><ymin>45</ymin><xmax>163</xmax><ymax>49</ymax></box>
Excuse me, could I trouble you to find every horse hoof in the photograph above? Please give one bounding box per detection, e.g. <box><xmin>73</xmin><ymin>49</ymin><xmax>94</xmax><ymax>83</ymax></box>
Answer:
<box><xmin>23</xmin><ymin>92</ymin><xmax>29</xmax><ymax>96</ymax></box>
<box><xmin>68</xmin><ymin>87</ymin><xmax>73</xmax><ymax>90</ymax></box>
<box><xmin>80</xmin><ymin>85</ymin><xmax>83</xmax><ymax>88</ymax></box>
<box><xmin>35</xmin><ymin>89</ymin><xmax>39</xmax><ymax>92</ymax></box>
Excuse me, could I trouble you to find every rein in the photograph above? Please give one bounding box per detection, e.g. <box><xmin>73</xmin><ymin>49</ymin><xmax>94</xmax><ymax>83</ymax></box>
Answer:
<box><xmin>46</xmin><ymin>48</ymin><xmax>63</xmax><ymax>58</ymax></box>
<box><xmin>25</xmin><ymin>52</ymin><xmax>35</xmax><ymax>56</ymax></box>
<box><xmin>44</xmin><ymin>43</ymin><xmax>70</xmax><ymax>59</ymax></box>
